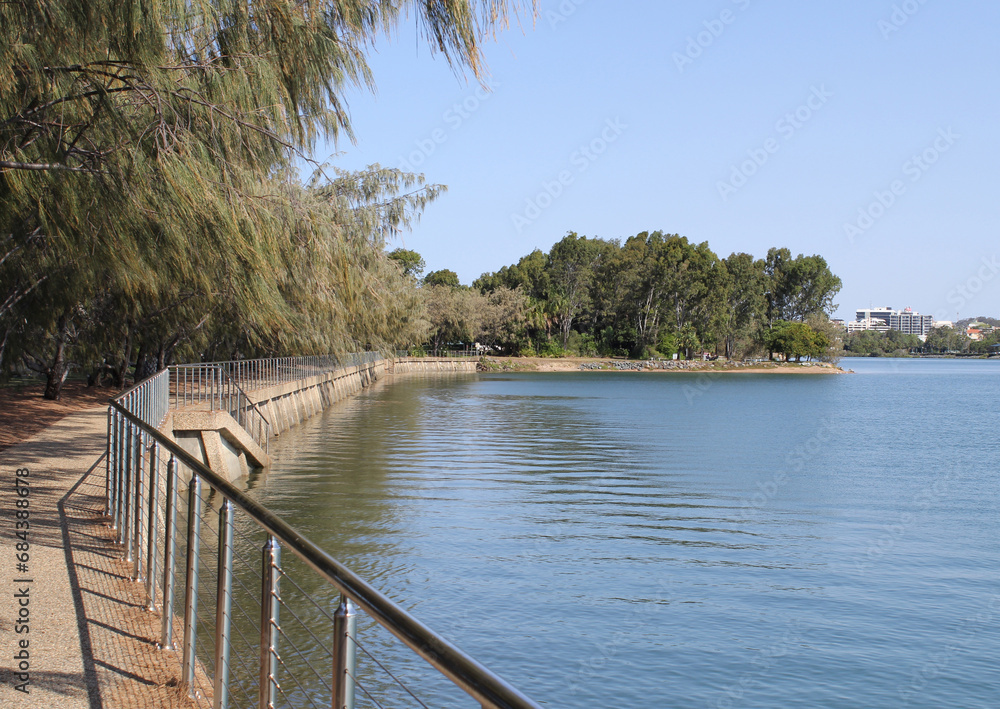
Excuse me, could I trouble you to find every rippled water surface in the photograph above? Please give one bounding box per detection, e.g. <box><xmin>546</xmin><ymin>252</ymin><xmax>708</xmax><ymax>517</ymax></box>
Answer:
<box><xmin>253</xmin><ymin>358</ymin><xmax>1000</xmax><ymax>708</ymax></box>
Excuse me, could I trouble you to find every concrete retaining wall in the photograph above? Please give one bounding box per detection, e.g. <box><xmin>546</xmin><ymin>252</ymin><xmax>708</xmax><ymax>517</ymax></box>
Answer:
<box><xmin>390</xmin><ymin>358</ymin><xmax>478</xmax><ymax>374</ymax></box>
<box><xmin>251</xmin><ymin>360</ymin><xmax>386</xmax><ymax>436</ymax></box>
<box><xmin>161</xmin><ymin>358</ymin><xmax>474</xmax><ymax>484</ymax></box>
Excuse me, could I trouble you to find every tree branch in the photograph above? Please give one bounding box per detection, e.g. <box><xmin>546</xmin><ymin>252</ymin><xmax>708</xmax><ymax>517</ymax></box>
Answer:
<box><xmin>0</xmin><ymin>160</ymin><xmax>97</xmax><ymax>173</ymax></box>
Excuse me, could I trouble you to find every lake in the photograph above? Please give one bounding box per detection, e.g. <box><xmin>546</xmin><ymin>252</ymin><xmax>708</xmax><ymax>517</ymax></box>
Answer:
<box><xmin>251</xmin><ymin>357</ymin><xmax>1000</xmax><ymax>708</ymax></box>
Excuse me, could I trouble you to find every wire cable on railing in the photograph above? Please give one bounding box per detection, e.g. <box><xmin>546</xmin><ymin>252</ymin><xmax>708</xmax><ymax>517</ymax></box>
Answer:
<box><xmin>272</xmin><ymin>650</ymin><xmax>329</xmax><ymax>709</ymax></box>
<box><xmin>350</xmin><ymin>633</ymin><xmax>433</xmax><ymax>709</ymax></box>
<box><xmin>192</xmin><ymin>632</ymin><xmax>213</xmax><ymax>707</ymax></box>
<box><xmin>274</xmin><ymin>623</ymin><xmax>336</xmax><ymax>691</ymax></box>
<box><xmin>223</xmin><ymin>625</ymin><xmax>261</xmax><ymax>700</ymax></box>
<box><xmin>230</xmin><ymin>673</ymin><xmax>257</xmax><ymax>709</ymax></box>
<box><xmin>228</xmin><ymin>542</ymin><xmax>265</xmax><ymax>583</ymax></box>
<box><xmin>275</xmin><ymin>566</ymin><xmax>340</xmax><ymax>626</ymax></box>
<box><xmin>229</xmin><ymin>525</ymin><xmax>266</xmax><ymax>580</ymax></box>
<box><xmin>229</xmin><ymin>572</ymin><xmax>263</xmax><ymax>616</ymax></box>
<box><xmin>273</xmin><ymin>590</ymin><xmax>335</xmax><ymax>659</ymax></box>
<box><xmin>347</xmin><ymin>668</ymin><xmax>389</xmax><ymax>709</ymax></box>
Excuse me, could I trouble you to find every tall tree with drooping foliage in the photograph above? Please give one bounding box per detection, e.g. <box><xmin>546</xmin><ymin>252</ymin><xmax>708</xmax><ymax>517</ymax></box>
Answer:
<box><xmin>1</xmin><ymin>0</ymin><xmax>537</xmax><ymax>396</ymax></box>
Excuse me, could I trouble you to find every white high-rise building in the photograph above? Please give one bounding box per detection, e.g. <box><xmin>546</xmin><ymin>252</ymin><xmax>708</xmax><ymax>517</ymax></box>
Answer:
<box><xmin>851</xmin><ymin>307</ymin><xmax>933</xmax><ymax>337</ymax></box>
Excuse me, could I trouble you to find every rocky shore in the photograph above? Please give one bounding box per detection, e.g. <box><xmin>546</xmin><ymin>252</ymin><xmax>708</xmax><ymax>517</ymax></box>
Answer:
<box><xmin>478</xmin><ymin>356</ymin><xmax>844</xmax><ymax>374</ymax></box>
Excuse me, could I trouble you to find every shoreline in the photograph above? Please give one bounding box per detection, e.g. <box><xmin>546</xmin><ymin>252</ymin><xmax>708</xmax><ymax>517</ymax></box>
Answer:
<box><xmin>478</xmin><ymin>356</ymin><xmax>845</xmax><ymax>375</ymax></box>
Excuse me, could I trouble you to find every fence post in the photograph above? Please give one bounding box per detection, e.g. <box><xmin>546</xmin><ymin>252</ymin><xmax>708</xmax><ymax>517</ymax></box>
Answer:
<box><xmin>161</xmin><ymin>455</ymin><xmax>178</xmax><ymax>650</ymax></box>
<box><xmin>123</xmin><ymin>421</ymin><xmax>133</xmax><ymax>552</ymax></box>
<box><xmin>105</xmin><ymin>407</ymin><xmax>113</xmax><ymax>516</ymax></box>
<box><xmin>214</xmin><ymin>499</ymin><xmax>235</xmax><ymax>709</ymax></box>
<box><xmin>259</xmin><ymin>537</ymin><xmax>280</xmax><ymax>709</ymax></box>
<box><xmin>182</xmin><ymin>475</ymin><xmax>202</xmax><ymax>697</ymax></box>
<box><xmin>332</xmin><ymin>597</ymin><xmax>357</xmax><ymax>709</ymax></box>
<box><xmin>113</xmin><ymin>412</ymin><xmax>124</xmax><ymax>532</ymax></box>
<box><xmin>132</xmin><ymin>434</ymin><xmax>145</xmax><ymax>581</ymax></box>
<box><xmin>146</xmin><ymin>443</ymin><xmax>160</xmax><ymax>609</ymax></box>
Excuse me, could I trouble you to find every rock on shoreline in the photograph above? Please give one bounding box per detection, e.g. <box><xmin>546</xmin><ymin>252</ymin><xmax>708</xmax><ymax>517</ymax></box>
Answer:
<box><xmin>477</xmin><ymin>357</ymin><xmax>844</xmax><ymax>374</ymax></box>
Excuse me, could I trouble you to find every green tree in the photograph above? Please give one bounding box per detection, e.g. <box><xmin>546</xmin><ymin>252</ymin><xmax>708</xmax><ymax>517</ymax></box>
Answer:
<box><xmin>423</xmin><ymin>285</ymin><xmax>481</xmax><ymax>352</ymax></box>
<box><xmin>388</xmin><ymin>249</ymin><xmax>427</xmax><ymax>279</ymax></box>
<box><xmin>767</xmin><ymin>321</ymin><xmax>829</xmax><ymax>362</ymax></box>
<box><xmin>547</xmin><ymin>232</ymin><xmax>607</xmax><ymax>348</ymax></box>
<box><xmin>1</xmin><ymin>0</ymin><xmax>533</xmax><ymax>395</ymax></box>
<box><xmin>424</xmin><ymin>269</ymin><xmax>462</xmax><ymax>288</ymax></box>
<box><xmin>764</xmin><ymin>248</ymin><xmax>842</xmax><ymax>323</ymax></box>
<box><xmin>923</xmin><ymin>326</ymin><xmax>968</xmax><ymax>354</ymax></box>
<box><xmin>478</xmin><ymin>287</ymin><xmax>530</xmax><ymax>353</ymax></box>
<box><xmin>719</xmin><ymin>253</ymin><xmax>767</xmax><ymax>359</ymax></box>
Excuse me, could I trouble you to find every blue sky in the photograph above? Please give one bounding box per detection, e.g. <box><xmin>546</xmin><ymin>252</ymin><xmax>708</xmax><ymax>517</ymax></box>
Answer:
<box><xmin>319</xmin><ymin>1</ymin><xmax>1000</xmax><ymax>322</ymax></box>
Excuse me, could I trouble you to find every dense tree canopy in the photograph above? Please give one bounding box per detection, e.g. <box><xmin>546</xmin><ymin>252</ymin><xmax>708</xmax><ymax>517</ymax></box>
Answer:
<box><xmin>469</xmin><ymin>231</ymin><xmax>842</xmax><ymax>359</ymax></box>
<box><xmin>1</xmin><ymin>0</ymin><xmax>535</xmax><ymax>396</ymax></box>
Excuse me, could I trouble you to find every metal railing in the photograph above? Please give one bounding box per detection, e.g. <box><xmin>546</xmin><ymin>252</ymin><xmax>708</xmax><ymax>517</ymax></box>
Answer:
<box><xmin>106</xmin><ymin>358</ymin><xmax>541</xmax><ymax>709</ymax></box>
<box><xmin>170</xmin><ymin>365</ymin><xmax>271</xmax><ymax>454</ymax></box>
<box><xmin>190</xmin><ymin>354</ymin><xmax>383</xmax><ymax>395</ymax></box>
<box><xmin>399</xmin><ymin>349</ymin><xmax>479</xmax><ymax>359</ymax></box>
<box><xmin>105</xmin><ymin>368</ymin><xmax>170</xmax><ymax>519</ymax></box>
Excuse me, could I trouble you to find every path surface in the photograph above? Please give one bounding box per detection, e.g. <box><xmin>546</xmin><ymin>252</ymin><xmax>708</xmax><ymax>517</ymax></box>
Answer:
<box><xmin>0</xmin><ymin>407</ymin><xmax>197</xmax><ymax>708</ymax></box>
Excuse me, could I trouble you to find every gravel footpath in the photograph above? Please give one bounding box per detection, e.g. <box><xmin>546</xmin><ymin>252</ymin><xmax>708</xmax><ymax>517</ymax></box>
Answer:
<box><xmin>0</xmin><ymin>407</ymin><xmax>198</xmax><ymax>708</ymax></box>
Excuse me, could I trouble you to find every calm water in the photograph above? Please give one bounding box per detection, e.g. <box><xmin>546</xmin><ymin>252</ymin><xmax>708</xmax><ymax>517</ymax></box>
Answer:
<box><xmin>252</xmin><ymin>358</ymin><xmax>1000</xmax><ymax>708</ymax></box>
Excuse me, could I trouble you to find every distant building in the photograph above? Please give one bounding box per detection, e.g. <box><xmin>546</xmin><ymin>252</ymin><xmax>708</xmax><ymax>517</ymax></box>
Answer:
<box><xmin>850</xmin><ymin>306</ymin><xmax>934</xmax><ymax>337</ymax></box>
<box><xmin>847</xmin><ymin>318</ymin><xmax>888</xmax><ymax>334</ymax></box>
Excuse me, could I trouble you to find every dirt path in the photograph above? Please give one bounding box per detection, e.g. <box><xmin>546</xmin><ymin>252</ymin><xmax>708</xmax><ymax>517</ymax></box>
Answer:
<box><xmin>0</xmin><ymin>408</ymin><xmax>198</xmax><ymax>708</ymax></box>
<box><xmin>0</xmin><ymin>383</ymin><xmax>116</xmax><ymax>453</ymax></box>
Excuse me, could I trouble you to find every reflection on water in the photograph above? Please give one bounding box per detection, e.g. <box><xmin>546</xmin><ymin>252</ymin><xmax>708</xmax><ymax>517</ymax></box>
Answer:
<box><xmin>250</xmin><ymin>362</ymin><xmax>1000</xmax><ymax>708</ymax></box>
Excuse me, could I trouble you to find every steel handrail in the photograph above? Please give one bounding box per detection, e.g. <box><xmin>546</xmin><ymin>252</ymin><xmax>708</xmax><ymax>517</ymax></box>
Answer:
<box><xmin>169</xmin><ymin>364</ymin><xmax>272</xmax><ymax>455</ymax></box>
<box><xmin>168</xmin><ymin>364</ymin><xmax>273</xmax><ymax>421</ymax></box>
<box><xmin>109</xmin><ymin>400</ymin><xmax>542</xmax><ymax>709</ymax></box>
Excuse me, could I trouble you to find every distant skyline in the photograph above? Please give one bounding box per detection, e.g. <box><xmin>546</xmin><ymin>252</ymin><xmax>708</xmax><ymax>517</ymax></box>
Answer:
<box><xmin>317</xmin><ymin>1</ymin><xmax>1000</xmax><ymax>322</ymax></box>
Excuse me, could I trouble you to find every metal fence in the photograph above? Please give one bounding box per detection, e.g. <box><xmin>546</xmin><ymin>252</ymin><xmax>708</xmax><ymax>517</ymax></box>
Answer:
<box><xmin>199</xmin><ymin>354</ymin><xmax>383</xmax><ymax>395</ymax></box>
<box><xmin>170</xmin><ymin>365</ymin><xmax>271</xmax><ymax>454</ymax></box>
<box><xmin>107</xmin><ymin>356</ymin><xmax>541</xmax><ymax>709</ymax></box>
<box><xmin>105</xmin><ymin>368</ymin><xmax>170</xmax><ymax>519</ymax></box>
<box><xmin>397</xmin><ymin>350</ymin><xmax>479</xmax><ymax>359</ymax></box>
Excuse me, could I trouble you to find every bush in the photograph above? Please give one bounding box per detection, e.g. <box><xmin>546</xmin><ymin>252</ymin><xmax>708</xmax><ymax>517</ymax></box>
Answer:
<box><xmin>536</xmin><ymin>339</ymin><xmax>565</xmax><ymax>357</ymax></box>
<box><xmin>566</xmin><ymin>332</ymin><xmax>598</xmax><ymax>357</ymax></box>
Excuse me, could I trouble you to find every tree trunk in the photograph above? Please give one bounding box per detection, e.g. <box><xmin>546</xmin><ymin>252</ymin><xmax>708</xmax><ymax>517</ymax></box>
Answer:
<box><xmin>113</xmin><ymin>326</ymin><xmax>134</xmax><ymax>389</ymax></box>
<box><xmin>0</xmin><ymin>327</ymin><xmax>9</xmax><ymax>371</ymax></box>
<box><xmin>560</xmin><ymin>314</ymin><xmax>574</xmax><ymax>349</ymax></box>
<box><xmin>42</xmin><ymin>313</ymin><xmax>71</xmax><ymax>400</ymax></box>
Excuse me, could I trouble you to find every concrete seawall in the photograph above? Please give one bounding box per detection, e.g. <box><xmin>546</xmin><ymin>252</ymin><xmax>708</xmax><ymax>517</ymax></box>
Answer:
<box><xmin>162</xmin><ymin>358</ymin><xmax>476</xmax><ymax>483</ymax></box>
<box><xmin>251</xmin><ymin>360</ymin><xmax>386</xmax><ymax>436</ymax></box>
<box><xmin>390</xmin><ymin>357</ymin><xmax>478</xmax><ymax>374</ymax></box>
